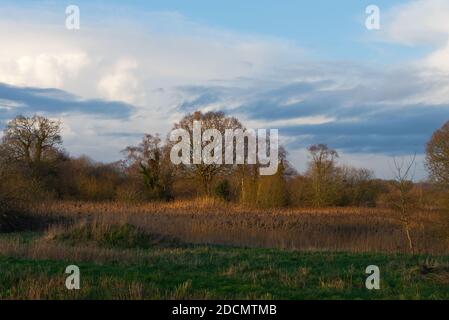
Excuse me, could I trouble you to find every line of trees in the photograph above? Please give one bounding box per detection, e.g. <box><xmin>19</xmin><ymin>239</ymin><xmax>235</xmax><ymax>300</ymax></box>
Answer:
<box><xmin>0</xmin><ymin>112</ymin><xmax>448</xmax><ymax>211</ymax></box>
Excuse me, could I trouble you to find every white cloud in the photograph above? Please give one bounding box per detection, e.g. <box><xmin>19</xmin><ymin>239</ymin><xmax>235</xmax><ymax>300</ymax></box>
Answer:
<box><xmin>0</xmin><ymin>52</ymin><xmax>89</xmax><ymax>88</ymax></box>
<box><xmin>425</xmin><ymin>41</ymin><xmax>449</xmax><ymax>71</ymax></box>
<box><xmin>0</xmin><ymin>20</ymin><xmax>90</xmax><ymax>88</ymax></box>
<box><xmin>0</xmin><ymin>99</ymin><xmax>26</xmax><ymax>110</ymax></box>
<box><xmin>384</xmin><ymin>0</ymin><xmax>449</xmax><ymax>46</ymax></box>
<box><xmin>97</xmin><ymin>59</ymin><xmax>140</xmax><ymax>104</ymax></box>
<box><xmin>383</xmin><ymin>0</ymin><xmax>449</xmax><ymax>73</ymax></box>
<box><xmin>244</xmin><ymin>116</ymin><xmax>336</xmax><ymax>129</ymax></box>
<box><xmin>0</xmin><ymin>9</ymin><xmax>303</xmax><ymax>108</ymax></box>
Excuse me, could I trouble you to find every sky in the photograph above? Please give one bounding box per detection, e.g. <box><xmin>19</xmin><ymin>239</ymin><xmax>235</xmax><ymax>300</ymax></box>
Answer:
<box><xmin>1</xmin><ymin>0</ymin><xmax>449</xmax><ymax>179</ymax></box>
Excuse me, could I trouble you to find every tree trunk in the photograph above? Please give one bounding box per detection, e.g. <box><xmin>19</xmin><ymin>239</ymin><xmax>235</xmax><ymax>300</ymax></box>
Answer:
<box><xmin>404</xmin><ymin>224</ymin><xmax>414</xmax><ymax>254</ymax></box>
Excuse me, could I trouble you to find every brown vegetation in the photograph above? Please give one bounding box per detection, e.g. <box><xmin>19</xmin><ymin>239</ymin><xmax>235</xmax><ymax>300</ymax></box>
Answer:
<box><xmin>0</xmin><ymin>114</ymin><xmax>448</xmax><ymax>256</ymax></box>
<box><xmin>13</xmin><ymin>199</ymin><xmax>444</xmax><ymax>255</ymax></box>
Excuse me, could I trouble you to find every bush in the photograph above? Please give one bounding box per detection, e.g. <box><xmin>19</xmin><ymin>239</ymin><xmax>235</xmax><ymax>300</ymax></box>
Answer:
<box><xmin>214</xmin><ymin>180</ymin><xmax>231</xmax><ymax>201</ymax></box>
<box><xmin>54</xmin><ymin>222</ymin><xmax>182</xmax><ymax>249</ymax></box>
<box><xmin>0</xmin><ymin>164</ymin><xmax>55</xmax><ymax>232</ymax></box>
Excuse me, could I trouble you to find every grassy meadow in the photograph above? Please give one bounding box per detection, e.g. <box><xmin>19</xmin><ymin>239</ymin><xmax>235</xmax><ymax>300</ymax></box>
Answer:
<box><xmin>0</xmin><ymin>199</ymin><xmax>448</xmax><ymax>300</ymax></box>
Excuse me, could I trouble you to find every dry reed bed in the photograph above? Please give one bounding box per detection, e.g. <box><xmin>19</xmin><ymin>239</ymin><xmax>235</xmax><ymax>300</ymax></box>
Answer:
<box><xmin>35</xmin><ymin>199</ymin><xmax>394</xmax><ymax>216</ymax></box>
<box><xmin>29</xmin><ymin>200</ymin><xmax>448</xmax><ymax>254</ymax></box>
<box><xmin>0</xmin><ymin>236</ymin><xmax>140</xmax><ymax>263</ymax></box>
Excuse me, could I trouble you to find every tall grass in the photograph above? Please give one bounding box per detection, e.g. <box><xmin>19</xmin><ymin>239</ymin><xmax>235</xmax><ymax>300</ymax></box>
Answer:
<box><xmin>25</xmin><ymin>199</ymin><xmax>448</xmax><ymax>254</ymax></box>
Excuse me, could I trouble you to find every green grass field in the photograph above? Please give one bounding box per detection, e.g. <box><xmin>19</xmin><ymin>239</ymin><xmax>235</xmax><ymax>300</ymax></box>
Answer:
<box><xmin>1</xmin><ymin>235</ymin><xmax>448</xmax><ymax>299</ymax></box>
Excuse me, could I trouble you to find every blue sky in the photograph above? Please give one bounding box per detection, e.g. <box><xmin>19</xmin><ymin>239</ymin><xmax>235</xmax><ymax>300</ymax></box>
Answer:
<box><xmin>1</xmin><ymin>0</ymin><xmax>449</xmax><ymax>179</ymax></box>
<box><xmin>129</xmin><ymin>0</ymin><xmax>418</xmax><ymax>61</ymax></box>
<box><xmin>0</xmin><ymin>0</ymin><xmax>429</xmax><ymax>61</ymax></box>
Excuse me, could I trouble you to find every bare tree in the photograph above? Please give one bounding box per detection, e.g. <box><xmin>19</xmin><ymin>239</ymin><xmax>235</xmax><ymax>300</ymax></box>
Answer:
<box><xmin>122</xmin><ymin>134</ymin><xmax>173</xmax><ymax>200</ymax></box>
<box><xmin>307</xmin><ymin>144</ymin><xmax>339</xmax><ymax>207</ymax></box>
<box><xmin>388</xmin><ymin>155</ymin><xmax>418</xmax><ymax>253</ymax></box>
<box><xmin>336</xmin><ymin>166</ymin><xmax>377</xmax><ymax>206</ymax></box>
<box><xmin>1</xmin><ymin>115</ymin><xmax>62</xmax><ymax>166</ymax></box>
<box><xmin>171</xmin><ymin>111</ymin><xmax>243</xmax><ymax>195</ymax></box>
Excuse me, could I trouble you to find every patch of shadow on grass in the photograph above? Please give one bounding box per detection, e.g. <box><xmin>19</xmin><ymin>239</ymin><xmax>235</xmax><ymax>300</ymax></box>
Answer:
<box><xmin>49</xmin><ymin>222</ymin><xmax>186</xmax><ymax>249</ymax></box>
<box><xmin>0</xmin><ymin>210</ymin><xmax>62</xmax><ymax>233</ymax></box>
<box><xmin>416</xmin><ymin>258</ymin><xmax>449</xmax><ymax>285</ymax></box>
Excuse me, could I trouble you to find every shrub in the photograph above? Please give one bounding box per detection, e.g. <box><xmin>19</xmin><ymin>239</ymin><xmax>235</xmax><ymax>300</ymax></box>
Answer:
<box><xmin>214</xmin><ymin>180</ymin><xmax>231</xmax><ymax>201</ymax></box>
<box><xmin>54</xmin><ymin>221</ymin><xmax>181</xmax><ymax>249</ymax></box>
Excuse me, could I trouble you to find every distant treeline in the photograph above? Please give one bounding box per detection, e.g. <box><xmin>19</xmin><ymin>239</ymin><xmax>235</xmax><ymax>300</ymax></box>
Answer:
<box><xmin>0</xmin><ymin>111</ymin><xmax>448</xmax><ymax>210</ymax></box>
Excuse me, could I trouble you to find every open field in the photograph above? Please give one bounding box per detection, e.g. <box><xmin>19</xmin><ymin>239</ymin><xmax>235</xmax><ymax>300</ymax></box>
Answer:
<box><xmin>1</xmin><ymin>235</ymin><xmax>448</xmax><ymax>300</ymax></box>
<box><xmin>1</xmin><ymin>200</ymin><xmax>448</xmax><ymax>299</ymax></box>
